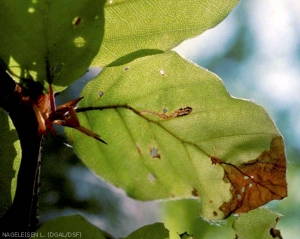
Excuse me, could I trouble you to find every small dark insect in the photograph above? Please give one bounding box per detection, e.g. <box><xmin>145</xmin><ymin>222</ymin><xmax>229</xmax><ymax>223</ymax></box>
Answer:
<box><xmin>33</xmin><ymin>83</ymin><xmax>107</xmax><ymax>144</ymax></box>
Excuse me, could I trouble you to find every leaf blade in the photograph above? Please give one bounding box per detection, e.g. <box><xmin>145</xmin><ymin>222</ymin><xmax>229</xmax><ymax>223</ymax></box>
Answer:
<box><xmin>233</xmin><ymin>208</ymin><xmax>283</xmax><ymax>239</ymax></box>
<box><xmin>67</xmin><ymin>51</ymin><xmax>287</xmax><ymax>220</ymax></box>
<box><xmin>93</xmin><ymin>0</ymin><xmax>240</xmax><ymax>67</ymax></box>
<box><xmin>35</xmin><ymin>214</ymin><xmax>111</xmax><ymax>239</ymax></box>
<box><xmin>0</xmin><ymin>109</ymin><xmax>21</xmax><ymax>217</ymax></box>
<box><xmin>123</xmin><ymin>222</ymin><xmax>169</xmax><ymax>239</ymax></box>
<box><xmin>0</xmin><ymin>0</ymin><xmax>105</xmax><ymax>91</ymax></box>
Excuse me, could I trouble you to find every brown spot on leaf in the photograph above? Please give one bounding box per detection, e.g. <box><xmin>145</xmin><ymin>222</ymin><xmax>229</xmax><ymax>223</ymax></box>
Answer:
<box><xmin>219</xmin><ymin>136</ymin><xmax>287</xmax><ymax>216</ymax></box>
<box><xmin>211</xmin><ymin>156</ymin><xmax>222</xmax><ymax>165</ymax></box>
<box><xmin>135</xmin><ymin>143</ymin><xmax>141</xmax><ymax>154</ymax></box>
<box><xmin>72</xmin><ymin>16</ymin><xmax>81</xmax><ymax>26</ymax></box>
<box><xmin>191</xmin><ymin>188</ymin><xmax>199</xmax><ymax>197</ymax></box>
<box><xmin>213</xmin><ymin>211</ymin><xmax>218</xmax><ymax>217</ymax></box>
<box><xmin>270</xmin><ymin>228</ymin><xmax>283</xmax><ymax>239</ymax></box>
<box><xmin>178</xmin><ymin>232</ymin><xmax>193</xmax><ymax>239</ymax></box>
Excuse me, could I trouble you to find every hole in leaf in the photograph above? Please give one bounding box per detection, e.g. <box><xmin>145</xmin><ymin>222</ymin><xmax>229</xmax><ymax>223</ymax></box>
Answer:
<box><xmin>159</xmin><ymin>69</ymin><xmax>165</xmax><ymax>76</ymax></box>
<box><xmin>98</xmin><ymin>91</ymin><xmax>104</xmax><ymax>97</ymax></box>
<box><xmin>150</xmin><ymin>147</ymin><xmax>160</xmax><ymax>159</ymax></box>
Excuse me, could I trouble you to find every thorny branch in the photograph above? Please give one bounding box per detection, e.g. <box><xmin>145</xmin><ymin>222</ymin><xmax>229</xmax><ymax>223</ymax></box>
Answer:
<box><xmin>0</xmin><ymin>65</ymin><xmax>42</xmax><ymax>237</ymax></box>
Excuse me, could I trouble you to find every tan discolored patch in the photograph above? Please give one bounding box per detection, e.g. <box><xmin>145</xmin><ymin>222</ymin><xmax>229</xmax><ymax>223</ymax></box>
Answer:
<box><xmin>135</xmin><ymin>143</ymin><xmax>141</xmax><ymax>154</ymax></box>
<box><xmin>219</xmin><ymin>136</ymin><xmax>287</xmax><ymax>216</ymax></box>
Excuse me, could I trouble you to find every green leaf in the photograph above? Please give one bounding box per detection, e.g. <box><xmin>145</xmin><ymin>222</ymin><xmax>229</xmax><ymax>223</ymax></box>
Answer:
<box><xmin>0</xmin><ymin>108</ymin><xmax>21</xmax><ymax>217</ymax></box>
<box><xmin>35</xmin><ymin>214</ymin><xmax>111</xmax><ymax>239</ymax></box>
<box><xmin>93</xmin><ymin>0</ymin><xmax>240</xmax><ymax>67</ymax></box>
<box><xmin>162</xmin><ymin>199</ymin><xmax>235</xmax><ymax>239</ymax></box>
<box><xmin>122</xmin><ymin>222</ymin><xmax>169</xmax><ymax>239</ymax></box>
<box><xmin>0</xmin><ymin>0</ymin><xmax>105</xmax><ymax>91</ymax></box>
<box><xmin>233</xmin><ymin>208</ymin><xmax>283</xmax><ymax>239</ymax></box>
<box><xmin>66</xmin><ymin>51</ymin><xmax>286</xmax><ymax>220</ymax></box>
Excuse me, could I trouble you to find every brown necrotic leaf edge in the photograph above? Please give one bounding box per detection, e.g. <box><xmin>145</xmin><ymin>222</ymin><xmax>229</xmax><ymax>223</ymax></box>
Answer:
<box><xmin>219</xmin><ymin>136</ymin><xmax>287</xmax><ymax>216</ymax></box>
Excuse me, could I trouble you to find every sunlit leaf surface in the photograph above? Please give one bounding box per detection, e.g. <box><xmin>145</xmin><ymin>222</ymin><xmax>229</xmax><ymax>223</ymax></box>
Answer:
<box><xmin>0</xmin><ymin>0</ymin><xmax>105</xmax><ymax>91</ymax></box>
<box><xmin>66</xmin><ymin>51</ymin><xmax>287</xmax><ymax>220</ymax></box>
<box><xmin>0</xmin><ymin>108</ymin><xmax>21</xmax><ymax>217</ymax></box>
<box><xmin>92</xmin><ymin>0</ymin><xmax>239</xmax><ymax>67</ymax></box>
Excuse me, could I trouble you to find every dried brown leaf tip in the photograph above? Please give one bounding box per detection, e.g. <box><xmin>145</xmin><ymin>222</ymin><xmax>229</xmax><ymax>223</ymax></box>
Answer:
<box><xmin>220</xmin><ymin>136</ymin><xmax>287</xmax><ymax>216</ymax></box>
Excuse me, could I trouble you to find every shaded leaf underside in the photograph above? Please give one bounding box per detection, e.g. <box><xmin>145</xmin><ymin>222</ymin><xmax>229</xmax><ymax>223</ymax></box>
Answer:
<box><xmin>123</xmin><ymin>222</ymin><xmax>169</xmax><ymax>239</ymax></box>
<box><xmin>35</xmin><ymin>214</ymin><xmax>110</xmax><ymax>239</ymax></box>
<box><xmin>66</xmin><ymin>51</ymin><xmax>287</xmax><ymax>220</ymax></box>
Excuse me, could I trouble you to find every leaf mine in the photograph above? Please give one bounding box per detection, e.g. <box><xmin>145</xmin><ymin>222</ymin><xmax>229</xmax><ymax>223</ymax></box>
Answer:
<box><xmin>140</xmin><ymin>106</ymin><xmax>192</xmax><ymax>120</ymax></box>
